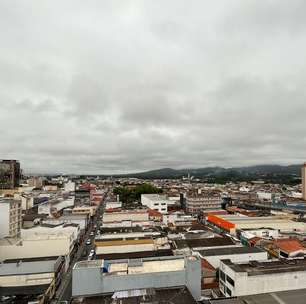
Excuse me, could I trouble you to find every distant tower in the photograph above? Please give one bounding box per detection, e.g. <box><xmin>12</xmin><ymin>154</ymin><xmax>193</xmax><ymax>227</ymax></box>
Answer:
<box><xmin>302</xmin><ymin>163</ymin><xmax>306</xmax><ymax>200</ymax></box>
<box><xmin>0</xmin><ymin>160</ymin><xmax>20</xmax><ymax>189</ymax></box>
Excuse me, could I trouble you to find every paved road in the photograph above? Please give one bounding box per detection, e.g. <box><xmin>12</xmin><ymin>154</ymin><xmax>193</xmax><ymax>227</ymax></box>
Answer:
<box><xmin>54</xmin><ymin>192</ymin><xmax>107</xmax><ymax>303</ymax></box>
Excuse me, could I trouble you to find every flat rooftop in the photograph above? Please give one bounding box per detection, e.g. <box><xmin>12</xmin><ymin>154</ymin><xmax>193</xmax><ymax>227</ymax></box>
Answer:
<box><xmin>222</xmin><ymin>258</ymin><xmax>306</xmax><ymax>276</ymax></box>
<box><xmin>75</xmin><ymin>256</ymin><xmax>188</xmax><ymax>275</ymax></box>
<box><xmin>71</xmin><ymin>287</ymin><xmax>197</xmax><ymax>304</ymax></box>
<box><xmin>209</xmin><ymin>288</ymin><xmax>306</xmax><ymax>304</ymax></box>
<box><xmin>174</xmin><ymin>236</ymin><xmax>234</xmax><ymax>249</ymax></box>
<box><xmin>197</xmin><ymin>246</ymin><xmax>265</xmax><ymax>257</ymax></box>
<box><xmin>0</xmin><ymin>258</ymin><xmax>58</xmax><ymax>276</ymax></box>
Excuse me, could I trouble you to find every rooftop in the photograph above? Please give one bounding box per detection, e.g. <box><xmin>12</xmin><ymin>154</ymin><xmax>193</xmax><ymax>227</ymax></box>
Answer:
<box><xmin>197</xmin><ymin>246</ymin><xmax>265</xmax><ymax>257</ymax></box>
<box><xmin>71</xmin><ymin>287</ymin><xmax>197</xmax><ymax>304</ymax></box>
<box><xmin>209</xmin><ymin>288</ymin><xmax>306</xmax><ymax>304</ymax></box>
<box><xmin>75</xmin><ymin>256</ymin><xmax>190</xmax><ymax>275</ymax></box>
<box><xmin>222</xmin><ymin>258</ymin><xmax>306</xmax><ymax>276</ymax></box>
<box><xmin>0</xmin><ymin>258</ymin><xmax>59</xmax><ymax>276</ymax></box>
<box><xmin>174</xmin><ymin>236</ymin><xmax>235</xmax><ymax>249</ymax></box>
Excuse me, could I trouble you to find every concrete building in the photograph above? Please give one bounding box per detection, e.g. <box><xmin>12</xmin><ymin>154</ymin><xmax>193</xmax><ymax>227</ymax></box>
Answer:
<box><xmin>38</xmin><ymin>196</ymin><xmax>75</xmax><ymax>217</ymax></box>
<box><xmin>0</xmin><ymin>198</ymin><xmax>22</xmax><ymax>238</ymax></box>
<box><xmin>0</xmin><ymin>160</ymin><xmax>20</xmax><ymax>189</ymax></box>
<box><xmin>27</xmin><ymin>176</ymin><xmax>43</xmax><ymax>188</ymax></box>
<box><xmin>207</xmin><ymin>214</ymin><xmax>306</xmax><ymax>235</ymax></box>
<box><xmin>102</xmin><ymin>209</ymin><xmax>152</xmax><ymax>228</ymax></box>
<box><xmin>195</xmin><ymin>246</ymin><xmax>268</xmax><ymax>269</ymax></box>
<box><xmin>0</xmin><ymin>230</ymin><xmax>76</xmax><ymax>271</ymax></box>
<box><xmin>43</xmin><ymin>214</ymin><xmax>89</xmax><ymax>230</ymax></box>
<box><xmin>0</xmin><ymin>256</ymin><xmax>64</xmax><ymax>297</ymax></box>
<box><xmin>141</xmin><ymin>194</ymin><xmax>171</xmax><ymax>214</ymax></box>
<box><xmin>219</xmin><ymin>259</ymin><xmax>306</xmax><ymax>297</ymax></box>
<box><xmin>72</xmin><ymin>256</ymin><xmax>201</xmax><ymax>301</ymax></box>
<box><xmin>302</xmin><ymin>163</ymin><xmax>306</xmax><ymax>200</ymax></box>
<box><xmin>64</xmin><ymin>180</ymin><xmax>76</xmax><ymax>192</ymax></box>
<box><xmin>72</xmin><ymin>205</ymin><xmax>97</xmax><ymax>217</ymax></box>
<box><xmin>186</xmin><ymin>195</ymin><xmax>222</xmax><ymax>215</ymax></box>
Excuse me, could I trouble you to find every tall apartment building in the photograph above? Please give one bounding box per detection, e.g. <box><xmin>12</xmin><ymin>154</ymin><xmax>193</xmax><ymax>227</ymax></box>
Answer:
<box><xmin>0</xmin><ymin>198</ymin><xmax>22</xmax><ymax>238</ymax></box>
<box><xmin>0</xmin><ymin>160</ymin><xmax>20</xmax><ymax>189</ymax></box>
<box><xmin>185</xmin><ymin>194</ymin><xmax>222</xmax><ymax>214</ymax></box>
<box><xmin>302</xmin><ymin>163</ymin><xmax>306</xmax><ymax>200</ymax></box>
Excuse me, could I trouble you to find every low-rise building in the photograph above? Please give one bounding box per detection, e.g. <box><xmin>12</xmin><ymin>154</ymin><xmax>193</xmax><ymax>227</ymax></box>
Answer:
<box><xmin>141</xmin><ymin>194</ymin><xmax>171</xmax><ymax>214</ymax></box>
<box><xmin>0</xmin><ymin>256</ymin><xmax>64</xmax><ymax>297</ymax></box>
<box><xmin>219</xmin><ymin>259</ymin><xmax>306</xmax><ymax>297</ymax></box>
<box><xmin>72</xmin><ymin>256</ymin><xmax>201</xmax><ymax>301</ymax></box>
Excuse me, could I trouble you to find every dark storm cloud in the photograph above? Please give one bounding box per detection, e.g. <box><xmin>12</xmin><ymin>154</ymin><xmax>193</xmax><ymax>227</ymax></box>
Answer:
<box><xmin>0</xmin><ymin>0</ymin><xmax>306</xmax><ymax>174</ymax></box>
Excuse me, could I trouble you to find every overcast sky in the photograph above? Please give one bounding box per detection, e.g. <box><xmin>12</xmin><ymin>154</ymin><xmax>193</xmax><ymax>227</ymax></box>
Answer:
<box><xmin>1</xmin><ymin>1</ymin><xmax>306</xmax><ymax>174</ymax></box>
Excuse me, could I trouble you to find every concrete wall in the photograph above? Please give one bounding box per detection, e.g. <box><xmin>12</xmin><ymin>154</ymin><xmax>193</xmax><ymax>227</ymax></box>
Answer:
<box><xmin>103</xmin><ymin>212</ymin><xmax>149</xmax><ymax>222</ymax></box>
<box><xmin>220</xmin><ymin>261</ymin><xmax>306</xmax><ymax>297</ymax></box>
<box><xmin>205</xmin><ymin>251</ymin><xmax>268</xmax><ymax>269</ymax></box>
<box><xmin>0</xmin><ymin>203</ymin><xmax>9</xmax><ymax>238</ymax></box>
<box><xmin>0</xmin><ymin>237</ymin><xmax>70</xmax><ymax>262</ymax></box>
<box><xmin>0</xmin><ymin>272</ymin><xmax>54</xmax><ymax>287</ymax></box>
<box><xmin>72</xmin><ymin>257</ymin><xmax>201</xmax><ymax>300</ymax></box>
<box><xmin>96</xmin><ymin>243</ymin><xmax>155</xmax><ymax>254</ymax></box>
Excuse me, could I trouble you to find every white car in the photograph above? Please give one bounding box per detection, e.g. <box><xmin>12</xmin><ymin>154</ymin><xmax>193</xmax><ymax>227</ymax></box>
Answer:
<box><xmin>86</xmin><ymin>239</ymin><xmax>91</xmax><ymax>245</ymax></box>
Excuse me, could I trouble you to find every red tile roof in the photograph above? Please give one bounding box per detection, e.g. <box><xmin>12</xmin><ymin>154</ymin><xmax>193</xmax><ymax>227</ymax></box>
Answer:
<box><xmin>147</xmin><ymin>209</ymin><xmax>162</xmax><ymax>217</ymax></box>
<box><xmin>274</xmin><ymin>239</ymin><xmax>306</xmax><ymax>253</ymax></box>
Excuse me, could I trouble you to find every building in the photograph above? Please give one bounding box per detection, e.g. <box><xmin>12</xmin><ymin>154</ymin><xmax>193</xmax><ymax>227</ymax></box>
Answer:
<box><xmin>196</xmin><ymin>246</ymin><xmax>268</xmax><ymax>269</ymax></box>
<box><xmin>27</xmin><ymin>176</ymin><xmax>43</xmax><ymax>188</ymax></box>
<box><xmin>186</xmin><ymin>194</ymin><xmax>222</xmax><ymax>215</ymax></box>
<box><xmin>0</xmin><ymin>160</ymin><xmax>20</xmax><ymax>189</ymax></box>
<box><xmin>72</xmin><ymin>205</ymin><xmax>97</xmax><ymax>217</ymax></box>
<box><xmin>207</xmin><ymin>214</ymin><xmax>306</xmax><ymax>235</ymax></box>
<box><xmin>71</xmin><ymin>287</ymin><xmax>197</xmax><ymax>304</ymax></box>
<box><xmin>0</xmin><ymin>198</ymin><xmax>22</xmax><ymax>238</ymax></box>
<box><xmin>219</xmin><ymin>258</ymin><xmax>306</xmax><ymax>297</ymax></box>
<box><xmin>141</xmin><ymin>194</ymin><xmax>171</xmax><ymax>214</ymax></box>
<box><xmin>209</xmin><ymin>288</ymin><xmax>306</xmax><ymax>304</ymax></box>
<box><xmin>102</xmin><ymin>209</ymin><xmax>152</xmax><ymax>228</ymax></box>
<box><xmin>0</xmin><ymin>229</ymin><xmax>77</xmax><ymax>271</ymax></box>
<box><xmin>72</xmin><ymin>256</ymin><xmax>201</xmax><ymax>301</ymax></box>
<box><xmin>302</xmin><ymin>163</ymin><xmax>306</xmax><ymax>200</ymax></box>
<box><xmin>0</xmin><ymin>256</ymin><xmax>65</xmax><ymax>297</ymax></box>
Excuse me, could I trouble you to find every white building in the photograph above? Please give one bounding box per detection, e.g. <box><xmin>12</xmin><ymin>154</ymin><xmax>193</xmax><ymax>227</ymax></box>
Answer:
<box><xmin>195</xmin><ymin>246</ymin><xmax>268</xmax><ymax>269</ymax></box>
<box><xmin>72</xmin><ymin>256</ymin><xmax>201</xmax><ymax>301</ymax></box>
<box><xmin>0</xmin><ymin>257</ymin><xmax>64</xmax><ymax>297</ymax></box>
<box><xmin>302</xmin><ymin>163</ymin><xmax>306</xmax><ymax>200</ymax></box>
<box><xmin>219</xmin><ymin>259</ymin><xmax>306</xmax><ymax>297</ymax></box>
<box><xmin>64</xmin><ymin>181</ymin><xmax>76</xmax><ymax>192</ymax></box>
<box><xmin>0</xmin><ymin>198</ymin><xmax>22</xmax><ymax>238</ymax></box>
<box><xmin>0</xmin><ymin>230</ymin><xmax>76</xmax><ymax>271</ymax></box>
<box><xmin>38</xmin><ymin>196</ymin><xmax>75</xmax><ymax>216</ymax></box>
<box><xmin>141</xmin><ymin>194</ymin><xmax>171</xmax><ymax>214</ymax></box>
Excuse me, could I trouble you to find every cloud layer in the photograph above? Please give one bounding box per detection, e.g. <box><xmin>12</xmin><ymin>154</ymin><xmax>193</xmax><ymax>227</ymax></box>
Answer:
<box><xmin>1</xmin><ymin>1</ymin><xmax>306</xmax><ymax>174</ymax></box>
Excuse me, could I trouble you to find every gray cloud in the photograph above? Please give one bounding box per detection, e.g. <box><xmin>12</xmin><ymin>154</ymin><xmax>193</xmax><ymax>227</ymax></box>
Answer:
<box><xmin>0</xmin><ymin>1</ymin><xmax>306</xmax><ymax>174</ymax></box>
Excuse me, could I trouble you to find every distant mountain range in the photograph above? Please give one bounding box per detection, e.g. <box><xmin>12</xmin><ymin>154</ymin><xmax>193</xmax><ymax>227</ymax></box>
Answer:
<box><xmin>116</xmin><ymin>164</ymin><xmax>302</xmax><ymax>179</ymax></box>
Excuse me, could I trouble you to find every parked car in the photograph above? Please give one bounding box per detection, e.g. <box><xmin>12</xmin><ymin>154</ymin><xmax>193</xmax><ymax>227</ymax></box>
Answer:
<box><xmin>86</xmin><ymin>239</ymin><xmax>91</xmax><ymax>245</ymax></box>
<box><xmin>90</xmin><ymin>231</ymin><xmax>94</xmax><ymax>236</ymax></box>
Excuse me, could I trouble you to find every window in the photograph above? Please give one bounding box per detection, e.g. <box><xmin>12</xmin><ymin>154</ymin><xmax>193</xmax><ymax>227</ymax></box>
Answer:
<box><xmin>226</xmin><ymin>287</ymin><xmax>232</xmax><ymax>296</ymax></box>
<box><xmin>154</xmin><ymin>203</ymin><xmax>159</xmax><ymax>206</ymax></box>
<box><xmin>220</xmin><ymin>270</ymin><xmax>226</xmax><ymax>282</ymax></box>
<box><xmin>226</xmin><ymin>275</ymin><xmax>235</xmax><ymax>287</ymax></box>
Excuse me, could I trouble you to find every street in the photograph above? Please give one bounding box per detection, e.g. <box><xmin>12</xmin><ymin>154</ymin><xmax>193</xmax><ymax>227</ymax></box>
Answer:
<box><xmin>53</xmin><ymin>194</ymin><xmax>106</xmax><ymax>303</ymax></box>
